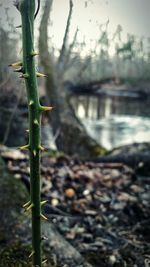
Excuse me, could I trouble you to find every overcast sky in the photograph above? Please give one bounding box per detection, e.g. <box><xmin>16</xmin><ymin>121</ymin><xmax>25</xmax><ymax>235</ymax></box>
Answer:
<box><xmin>0</xmin><ymin>0</ymin><xmax>150</xmax><ymax>47</ymax></box>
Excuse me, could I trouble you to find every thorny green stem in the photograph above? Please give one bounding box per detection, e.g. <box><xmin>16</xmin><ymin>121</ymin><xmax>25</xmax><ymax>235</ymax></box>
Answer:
<box><xmin>19</xmin><ymin>0</ymin><xmax>42</xmax><ymax>266</ymax></box>
<box><xmin>10</xmin><ymin>1</ymin><xmax>52</xmax><ymax>265</ymax></box>
<box><xmin>9</xmin><ymin>0</ymin><xmax>52</xmax><ymax>266</ymax></box>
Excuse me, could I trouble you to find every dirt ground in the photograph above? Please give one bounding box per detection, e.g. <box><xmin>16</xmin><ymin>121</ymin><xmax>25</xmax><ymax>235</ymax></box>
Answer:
<box><xmin>1</xmin><ymin>147</ymin><xmax>150</xmax><ymax>267</ymax></box>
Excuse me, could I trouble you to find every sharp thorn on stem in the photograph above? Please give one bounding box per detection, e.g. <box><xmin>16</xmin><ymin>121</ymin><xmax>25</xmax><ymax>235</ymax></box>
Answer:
<box><xmin>33</xmin><ymin>150</ymin><xmax>37</xmax><ymax>157</ymax></box>
<box><xmin>31</xmin><ymin>51</ymin><xmax>39</xmax><ymax>56</ymax></box>
<box><xmin>40</xmin><ymin>200</ymin><xmax>48</xmax><ymax>206</ymax></box>
<box><xmin>16</xmin><ymin>25</ymin><xmax>22</xmax><ymax>28</ymax></box>
<box><xmin>19</xmin><ymin>144</ymin><xmax>29</xmax><ymax>150</ymax></box>
<box><xmin>42</xmin><ymin>259</ymin><xmax>48</xmax><ymax>264</ymax></box>
<box><xmin>26</xmin><ymin>203</ymin><xmax>34</xmax><ymax>211</ymax></box>
<box><xmin>36</xmin><ymin>72</ymin><xmax>47</xmax><ymax>77</ymax></box>
<box><xmin>39</xmin><ymin>145</ymin><xmax>45</xmax><ymax>151</ymax></box>
<box><xmin>29</xmin><ymin>251</ymin><xmax>35</xmax><ymax>258</ymax></box>
<box><xmin>23</xmin><ymin>200</ymin><xmax>31</xmax><ymax>208</ymax></box>
<box><xmin>13</xmin><ymin>67</ymin><xmax>23</xmax><ymax>73</ymax></box>
<box><xmin>29</xmin><ymin>100</ymin><xmax>34</xmax><ymax>106</ymax></box>
<box><xmin>40</xmin><ymin>214</ymin><xmax>48</xmax><ymax>221</ymax></box>
<box><xmin>19</xmin><ymin>73</ymin><xmax>29</xmax><ymax>79</ymax></box>
<box><xmin>8</xmin><ymin>61</ymin><xmax>22</xmax><ymax>68</ymax></box>
<box><xmin>40</xmin><ymin>106</ymin><xmax>53</xmax><ymax>112</ymax></box>
<box><xmin>33</xmin><ymin>119</ymin><xmax>39</xmax><ymax>125</ymax></box>
<box><xmin>41</xmin><ymin>236</ymin><xmax>48</xmax><ymax>241</ymax></box>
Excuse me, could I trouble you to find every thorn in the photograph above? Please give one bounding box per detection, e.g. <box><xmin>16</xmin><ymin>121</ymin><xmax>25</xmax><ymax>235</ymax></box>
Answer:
<box><xmin>33</xmin><ymin>119</ymin><xmax>39</xmax><ymax>125</ymax></box>
<box><xmin>31</xmin><ymin>51</ymin><xmax>39</xmax><ymax>56</ymax></box>
<box><xmin>29</xmin><ymin>251</ymin><xmax>35</xmax><ymax>258</ymax></box>
<box><xmin>40</xmin><ymin>106</ymin><xmax>53</xmax><ymax>112</ymax></box>
<box><xmin>29</xmin><ymin>100</ymin><xmax>34</xmax><ymax>106</ymax></box>
<box><xmin>41</xmin><ymin>236</ymin><xmax>48</xmax><ymax>241</ymax></box>
<box><xmin>39</xmin><ymin>145</ymin><xmax>45</xmax><ymax>151</ymax></box>
<box><xmin>42</xmin><ymin>259</ymin><xmax>48</xmax><ymax>264</ymax></box>
<box><xmin>19</xmin><ymin>144</ymin><xmax>29</xmax><ymax>150</ymax></box>
<box><xmin>23</xmin><ymin>200</ymin><xmax>31</xmax><ymax>208</ymax></box>
<box><xmin>33</xmin><ymin>150</ymin><xmax>37</xmax><ymax>157</ymax></box>
<box><xmin>19</xmin><ymin>73</ymin><xmax>29</xmax><ymax>79</ymax></box>
<box><xmin>41</xmin><ymin>213</ymin><xmax>48</xmax><ymax>221</ymax></box>
<box><xmin>26</xmin><ymin>203</ymin><xmax>34</xmax><ymax>211</ymax></box>
<box><xmin>8</xmin><ymin>61</ymin><xmax>22</xmax><ymax>68</ymax></box>
<box><xmin>41</xmin><ymin>200</ymin><xmax>48</xmax><ymax>206</ymax></box>
<box><xmin>36</xmin><ymin>72</ymin><xmax>47</xmax><ymax>78</ymax></box>
<box><xmin>16</xmin><ymin>25</ymin><xmax>22</xmax><ymax>28</ymax></box>
<box><xmin>13</xmin><ymin>67</ymin><xmax>23</xmax><ymax>73</ymax></box>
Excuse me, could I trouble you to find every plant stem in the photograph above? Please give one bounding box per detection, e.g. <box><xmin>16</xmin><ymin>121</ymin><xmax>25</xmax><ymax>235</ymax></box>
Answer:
<box><xmin>10</xmin><ymin>1</ymin><xmax>52</xmax><ymax>265</ymax></box>
<box><xmin>19</xmin><ymin>1</ymin><xmax>42</xmax><ymax>266</ymax></box>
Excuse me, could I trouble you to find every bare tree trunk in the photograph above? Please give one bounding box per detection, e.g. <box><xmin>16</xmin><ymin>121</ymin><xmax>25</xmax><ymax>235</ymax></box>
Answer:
<box><xmin>39</xmin><ymin>0</ymin><xmax>104</xmax><ymax>157</ymax></box>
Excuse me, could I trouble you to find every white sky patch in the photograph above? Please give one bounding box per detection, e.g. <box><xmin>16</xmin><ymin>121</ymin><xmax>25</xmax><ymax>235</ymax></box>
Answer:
<box><xmin>0</xmin><ymin>0</ymin><xmax>150</xmax><ymax>56</ymax></box>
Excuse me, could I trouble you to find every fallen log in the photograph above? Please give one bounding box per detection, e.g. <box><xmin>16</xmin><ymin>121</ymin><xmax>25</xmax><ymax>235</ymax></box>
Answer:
<box><xmin>94</xmin><ymin>153</ymin><xmax>150</xmax><ymax>175</ymax></box>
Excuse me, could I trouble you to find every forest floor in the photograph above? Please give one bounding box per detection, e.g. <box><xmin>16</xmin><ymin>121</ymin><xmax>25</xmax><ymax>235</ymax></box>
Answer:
<box><xmin>0</xmin><ymin>146</ymin><xmax>150</xmax><ymax>267</ymax></box>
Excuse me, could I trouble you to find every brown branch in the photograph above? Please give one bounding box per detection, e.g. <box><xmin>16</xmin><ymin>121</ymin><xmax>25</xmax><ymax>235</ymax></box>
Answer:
<box><xmin>58</xmin><ymin>0</ymin><xmax>73</xmax><ymax>65</ymax></box>
<box><xmin>62</xmin><ymin>27</ymin><xmax>79</xmax><ymax>71</ymax></box>
<box><xmin>68</xmin><ymin>27</ymin><xmax>79</xmax><ymax>54</ymax></box>
<box><xmin>39</xmin><ymin>0</ymin><xmax>62</xmax><ymax>138</ymax></box>
<box><xmin>39</xmin><ymin>0</ymin><xmax>53</xmax><ymax>68</ymax></box>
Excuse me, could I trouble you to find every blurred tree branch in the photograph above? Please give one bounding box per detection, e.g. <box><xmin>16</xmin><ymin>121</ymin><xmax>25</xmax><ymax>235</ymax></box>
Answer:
<box><xmin>39</xmin><ymin>0</ymin><xmax>102</xmax><ymax>157</ymax></box>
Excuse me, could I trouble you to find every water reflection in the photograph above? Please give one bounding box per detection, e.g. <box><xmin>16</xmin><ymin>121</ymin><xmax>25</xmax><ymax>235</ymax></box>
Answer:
<box><xmin>71</xmin><ymin>95</ymin><xmax>150</xmax><ymax>149</ymax></box>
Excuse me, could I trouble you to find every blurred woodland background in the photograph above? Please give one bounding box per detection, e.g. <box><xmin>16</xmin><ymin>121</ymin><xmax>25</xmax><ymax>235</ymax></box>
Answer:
<box><xmin>1</xmin><ymin>1</ymin><xmax>150</xmax><ymax>267</ymax></box>
<box><xmin>1</xmin><ymin>0</ymin><xmax>150</xmax><ymax>156</ymax></box>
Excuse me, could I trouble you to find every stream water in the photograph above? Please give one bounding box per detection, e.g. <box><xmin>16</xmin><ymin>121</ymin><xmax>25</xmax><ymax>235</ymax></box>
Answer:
<box><xmin>3</xmin><ymin>89</ymin><xmax>150</xmax><ymax>151</ymax></box>
<box><xmin>71</xmin><ymin>94</ymin><xmax>150</xmax><ymax>150</ymax></box>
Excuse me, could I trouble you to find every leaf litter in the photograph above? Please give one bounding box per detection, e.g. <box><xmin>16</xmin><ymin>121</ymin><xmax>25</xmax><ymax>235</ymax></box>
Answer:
<box><xmin>1</xmin><ymin>148</ymin><xmax>150</xmax><ymax>267</ymax></box>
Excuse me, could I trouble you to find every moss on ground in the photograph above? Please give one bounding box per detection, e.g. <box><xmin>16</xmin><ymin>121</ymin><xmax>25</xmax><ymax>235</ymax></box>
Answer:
<box><xmin>0</xmin><ymin>242</ymin><xmax>32</xmax><ymax>267</ymax></box>
<box><xmin>0</xmin><ymin>157</ymin><xmax>31</xmax><ymax>266</ymax></box>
